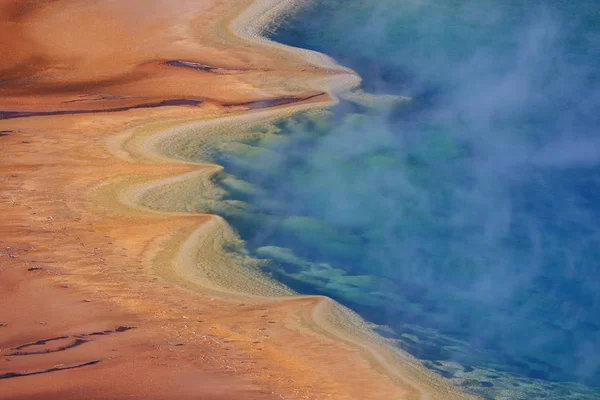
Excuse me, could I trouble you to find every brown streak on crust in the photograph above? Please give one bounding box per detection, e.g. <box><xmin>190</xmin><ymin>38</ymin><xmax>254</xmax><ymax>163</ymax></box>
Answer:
<box><xmin>7</xmin><ymin>339</ymin><xmax>90</xmax><ymax>357</ymax></box>
<box><xmin>0</xmin><ymin>360</ymin><xmax>102</xmax><ymax>381</ymax></box>
<box><xmin>223</xmin><ymin>92</ymin><xmax>327</xmax><ymax>109</ymax></box>
<box><xmin>0</xmin><ymin>99</ymin><xmax>204</xmax><ymax>120</ymax></box>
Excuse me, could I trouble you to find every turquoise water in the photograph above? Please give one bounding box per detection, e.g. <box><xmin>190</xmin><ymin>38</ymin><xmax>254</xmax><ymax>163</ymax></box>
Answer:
<box><xmin>204</xmin><ymin>1</ymin><xmax>600</xmax><ymax>398</ymax></box>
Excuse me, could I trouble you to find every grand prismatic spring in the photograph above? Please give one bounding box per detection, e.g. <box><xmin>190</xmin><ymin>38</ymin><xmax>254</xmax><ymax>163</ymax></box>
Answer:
<box><xmin>1</xmin><ymin>1</ymin><xmax>599</xmax><ymax>399</ymax></box>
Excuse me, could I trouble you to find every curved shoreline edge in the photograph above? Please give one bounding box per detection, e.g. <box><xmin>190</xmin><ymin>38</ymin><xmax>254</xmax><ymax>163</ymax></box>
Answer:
<box><xmin>113</xmin><ymin>1</ymin><xmax>477</xmax><ymax>399</ymax></box>
<box><xmin>0</xmin><ymin>0</ymin><xmax>478</xmax><ymax>398</ymax></box>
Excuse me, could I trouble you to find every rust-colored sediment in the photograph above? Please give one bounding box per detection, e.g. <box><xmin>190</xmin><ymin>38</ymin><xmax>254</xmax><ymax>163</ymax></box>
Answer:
<box><xmin>0</xmin><ymin>1</ymin><xmax>473</xmax><ymax>399</ymax></box>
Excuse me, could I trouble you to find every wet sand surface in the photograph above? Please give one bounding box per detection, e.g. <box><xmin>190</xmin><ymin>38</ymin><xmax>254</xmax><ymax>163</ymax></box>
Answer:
<box><xmin>0</xmin><ymin>1</ymin><xmax>474</xmax><ymax>399</ymax></box>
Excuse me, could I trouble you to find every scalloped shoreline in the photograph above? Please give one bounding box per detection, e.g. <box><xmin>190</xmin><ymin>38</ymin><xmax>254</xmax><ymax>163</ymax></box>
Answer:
<box><xmin>113</xmin><ymin>1</ymin><xmax>477</xmax><ymax>399</ymax></box>
<box><xmin>0</xmin><ymin>0</ymin><xmax>475</xmax><ymax>398</ymax></box>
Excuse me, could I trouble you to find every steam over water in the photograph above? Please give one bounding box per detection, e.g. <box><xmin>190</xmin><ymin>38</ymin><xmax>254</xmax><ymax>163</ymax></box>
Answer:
<box><xmin>204</xmin><ymin>1</ymin><xmax>600</xmax><ymax>398</ymax></box>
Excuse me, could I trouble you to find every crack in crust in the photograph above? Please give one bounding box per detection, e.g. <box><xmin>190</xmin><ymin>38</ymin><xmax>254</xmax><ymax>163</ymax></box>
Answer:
<box><xmin>0</xmin><ymin>360</ymin><xmax>102</xmax><ymax>380</ymax></box>
<box><xmin>0</xmin><ymin>326</ymin><xmax>136</xmax><ymax>379</ymax></box>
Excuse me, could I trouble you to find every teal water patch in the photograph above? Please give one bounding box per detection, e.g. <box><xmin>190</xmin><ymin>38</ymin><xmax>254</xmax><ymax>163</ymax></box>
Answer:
<box><xmin>205</xmin><ymin>111</ymin><xmax>600</xmax><ymax>398</ymax></box>
<box><xmin>198</xmin><ymin>1</ymin><xmax>600</xmax><ymax>398</ymax></box>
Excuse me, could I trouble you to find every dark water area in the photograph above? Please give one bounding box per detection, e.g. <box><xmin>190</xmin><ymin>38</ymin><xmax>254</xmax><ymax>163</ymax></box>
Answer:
<box><xmin>201</xmin><ymin>0</ymin><xmax>600</xmax><ymax>398</ymax></box>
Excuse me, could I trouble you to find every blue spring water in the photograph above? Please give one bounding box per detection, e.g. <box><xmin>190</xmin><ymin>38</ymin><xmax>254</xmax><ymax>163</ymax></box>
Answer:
<box><xmin>205</xmin><ymin>0</ymin><xmax>600</xmax><ymax>398</ymax></box>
